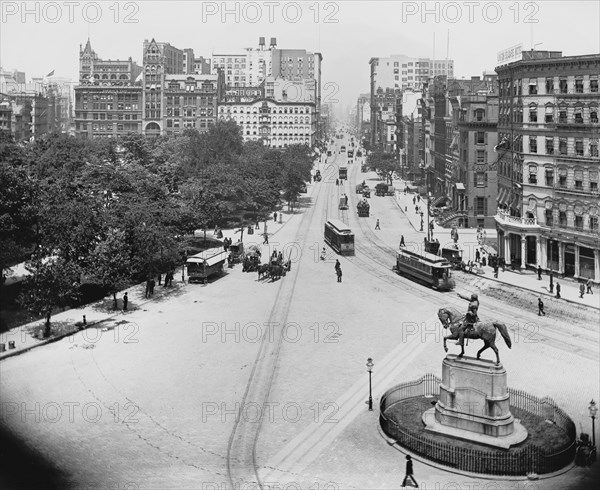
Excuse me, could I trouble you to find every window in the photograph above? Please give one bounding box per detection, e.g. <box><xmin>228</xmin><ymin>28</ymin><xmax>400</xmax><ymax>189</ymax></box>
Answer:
<box><xmin>476</xmin><ymin>149</ymin><xmax>486</xmax><ymax>163</ymax></box>
<box><xmin>475</xmin><ymin>172</ymin><xmax>486</xmax><ymax>187</ymax></box>
<box><xmin>545</xmin><ymin>209</ymin><xmax>553</xmax><ymax>226</ymax></box>
<box><xmin>559</xmin><ymin>78</ymin><xmax>568</xmax><ymax>94</ymax></box>
<box><xmin>559</xmin><ymin>108</ymin><xmax>567</xmax><ymax>123</ymax></box>
<box><xmin>558</xmin><ymin>169</ymin><xmax>567</xmax><ymax>187</ymax></box>
<box><xmin>575</xmin><ymin>140</ymin><xmax>584</xmax><ymax>156</ymax></box>
<box><xmin>545</xmin><ymin>169</ymin><xmax>554</xmax><ymax>186</ymax></box>
<box><xmin>529</xmin><ymin>105</ymin><xmax>537</xmax><ymax>122</ymax></box>
<box><xmin>575</xmin><ymin>79</ymin><xmax>584</xmax><ymax>93</ymax></box>
<box><xmin>592</xmin><ymin>182</ymin><xmax>599</xmax><ymax>192</ymax></box>
<box><xmin>528</xmin><ymin>165</ymin><xmax>537</xmax><ymax>184</ymax></box>
<box><xmin>559</xmin><ymin>138</ymin><xmax>567</xmax><ymax>155</ymax></box>
<box><xmin>591</xmin><ymin>79</ymin><xmax>599</xmax><ymax>92</ymax></box>
<box><xmin>574</xmin><ymin>169</ymin><xmax>583</xmax><ymax>189</ymax></box>
<box><xmin>591</xmin><ymin>142</ymin><xmax>599</xmax><ymax>157</ymax></box>
<box><xmin>591</xmin><ymin>216</ymin><xmax>599</xmax><ymax>231</ymax></box>
<box><xmin>545</xmin><ymin>105</ymin><xmax>554</xmax><ymax>123</ymax></box>
<box><xmin>574</xmin><ymin>107</ymin><xmax>583</xmax><ymax>123</ymax></box>
<box><xmin>545</xmin><ymin>78</ymin><xmax>554</xmax><ymax>93</ymax></box>
<box><xmin>559</xmin><ymin>211</ymin><xmax>567</xmax><ymax>226</ymax></box>
<box><xmin>529</xmin><ymin>80</ymin><xmax>538</xmax><ymax>95</ymax></box>
<box><xmin>475</xmin><ymin>196</ymin><xmax>485</xmax><ymax>214</ymax></box>
<box><xmin>546</xmin><ymin>137</ymin><xmax>554</xmax><ymax>155</ymax></box>
<box><xmin>474</xmin><ymin>109</ymin><xmax>484</xmax><ymax>121</ymax></box>
<box><xmin>476</xmin><ymin>131</ymin><xmax>485</xmax><ymax>144</ymax></box>
<box><xmin>591</xmin><ymin>111</ymin><xmax>598</xmax><ymax>123</ymax></box>
<box><xmin>529</xmin><ymin>137</ymin><xmax>537</xmax><ymax>153</ymax></box>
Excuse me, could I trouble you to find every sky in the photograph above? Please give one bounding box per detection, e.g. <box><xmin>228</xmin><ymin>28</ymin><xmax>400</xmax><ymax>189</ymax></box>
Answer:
<box><xmin>1</xmin><ymin>0</ymin><xmax>599</xmax><ymax>112</ymax></box>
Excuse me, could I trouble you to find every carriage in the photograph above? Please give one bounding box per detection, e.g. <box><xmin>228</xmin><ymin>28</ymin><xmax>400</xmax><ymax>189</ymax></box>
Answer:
<box><xmin>441</xmin><ymin>244</ymin><xmax>464</xmax><ymax>269</ymax></box>
<box><xmin>375</xmin><ymin>182</ymin><xmax>393</xmax><ymax>196</ymax></box>
<box><xmin>357</xmin><ymin>198</ymin><xmax>370</xmax><ymax>217</ymax></box>
<box><xmin>362</xmin><ymin>187</ymin><xmax>371</xmax><ymax>198</ymax></box>
<box><xmin>356</xmin><ymin>183</ymin><xmax>365</xmax><ymax>194</ymax></box>
<box><xmin>228</xmin><ymin>241</ymin><xmax>245</xmax><ymax>264</ymax></box>
<box><xmin>242</xmin><ymin>245</ymin><xmax>262</xmax><ymax>272</ymax></box>
<box><xmin>339</xmin><ymin>197</ymin><xmax>349</xmax><ymax>210</ymax></box>
<box><xmin>314</xmin><ymin>170</ymin><xmax>322</xmax><ymax>182</ymax></box>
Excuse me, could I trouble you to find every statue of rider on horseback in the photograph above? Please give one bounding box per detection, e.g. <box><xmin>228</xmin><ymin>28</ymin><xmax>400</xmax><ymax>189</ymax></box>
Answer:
<box><xmin>456</xmin><ymin>292</ymin><xmax>480</xmax><ymax>354</ymax></box>
<box><xmin>438</xmin><ymin>293</ymin><xmax>512</xmax><ymax>365</ymax></box>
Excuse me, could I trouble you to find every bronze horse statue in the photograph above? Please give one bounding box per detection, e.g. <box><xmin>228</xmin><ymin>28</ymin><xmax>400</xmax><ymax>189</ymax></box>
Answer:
<box><xmin>437</xmin><ymin>306</ymin><xmax>512</xmax><ymax>365</ymax></box>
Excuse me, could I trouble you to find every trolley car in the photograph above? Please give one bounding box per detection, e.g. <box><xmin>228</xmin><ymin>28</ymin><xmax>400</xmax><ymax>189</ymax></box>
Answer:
<box><xmin>324</xmin><ymin>219</ymin><xmax>355</xmax><ymax>255</ymax></box>
<box><xmin>339</xmin><ymin>166</ymin><xmax>348</xmax><ymax>180</ymax></box>
<box><xmin>186</xmin><ymin>248</ymin><xmax>228</xmax><ymax>283</ymax></box>
<box><xmin>394</xmin><ymin>248</ymin><xmax>454</xmax><ymax>291</ymax></box>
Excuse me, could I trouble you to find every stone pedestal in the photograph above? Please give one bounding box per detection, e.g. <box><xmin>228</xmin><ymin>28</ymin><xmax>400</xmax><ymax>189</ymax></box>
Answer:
<box><xmin>423</xmin><ymin>355</ymin><xmax>528</xmax><ymax>449</ymax></box>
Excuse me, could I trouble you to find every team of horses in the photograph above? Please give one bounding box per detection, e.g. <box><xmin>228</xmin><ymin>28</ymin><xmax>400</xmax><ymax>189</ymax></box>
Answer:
<box><xmin>257</xmin><ymin>261</ymin><xmax>291</xmax><ymax>282</ymax></box>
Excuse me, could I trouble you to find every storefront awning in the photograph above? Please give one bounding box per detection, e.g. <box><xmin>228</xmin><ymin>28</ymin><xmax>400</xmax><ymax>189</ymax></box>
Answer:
<box><xmin>455</xmin><ymin>183</ymin><xmax>465</xmax><ymax>191</ymax></box>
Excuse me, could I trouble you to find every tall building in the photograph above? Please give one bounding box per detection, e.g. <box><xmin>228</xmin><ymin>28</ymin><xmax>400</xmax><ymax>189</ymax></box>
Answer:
<box><xmin>74</xmin><ymin>39</ymin><xmax>143</xmax><ymax>139</ymax></box>
<box><xmin>447</xmin><ymin>75</ymin><xmax>499</xmax><ymax>228</ymax></box>
<box><xmin>495</xmin><ymin>51</ymin><xmax>600</xmax><ymax>281</ymax></box>
<box><xmin>142</xmin><ymin>38</ymin><xmax>222</xmax><ymax>137</ymax></box>
<box><xmin>356</xmin><ymin>93</ymin><xmax>371</xmax><ymax>141</ymax></box>
<box><xmin>218</xmin><ymin>99</ymin><xmax>316</xmax><ymax>148</ymax></box>
<box><xmin>369</xmin><ymin>55</ymin><xmax>454</xmax><ymax>93</ymax></box>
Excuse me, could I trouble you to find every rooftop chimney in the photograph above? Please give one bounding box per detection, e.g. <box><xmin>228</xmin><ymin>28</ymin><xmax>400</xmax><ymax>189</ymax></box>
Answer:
<box><xmin>270</xmin><ymin>37</ymin><xmax>277</xmax><ymax>49</ymax></box>
<box><xmin>259</xmin><ymin>37</ymin><xmax>265</xmax><ymax>48</ymax></box>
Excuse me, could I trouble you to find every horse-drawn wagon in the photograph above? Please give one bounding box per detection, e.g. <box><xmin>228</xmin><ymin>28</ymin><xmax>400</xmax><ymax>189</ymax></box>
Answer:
<box><xmin>242</xmin><ymin>245</ymin><xmax>262</xmax><ymax>272</ymax></box>
<box><xmin>362</xmin><ymin>187</ymin><xmax>371</xmax><ymax>198</ymax></box>
<box><xmin>357</xmin><ymin>198</ymin><xmax>370</xmax><ymax>217</ymax></box>
<box><xmin>228</xmin><ymin>241</ymin><xmax>244</xmax><ymax>264</ymax></box>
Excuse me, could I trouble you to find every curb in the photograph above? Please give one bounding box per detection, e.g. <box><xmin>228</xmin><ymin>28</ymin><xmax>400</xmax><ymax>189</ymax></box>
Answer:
<box><xmin>462</xmin><ymin>269</ymin><xmax>600</xmax><ymax>311</ymax></box>
<box><xmin>0</xmin><ymin>283</ymin><xmax>185</xmax><ymax>362</ymax></box>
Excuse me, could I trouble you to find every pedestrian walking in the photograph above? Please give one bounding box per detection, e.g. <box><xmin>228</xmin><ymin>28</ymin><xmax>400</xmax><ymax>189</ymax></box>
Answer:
<box><xmin>157</xmin><ymin>273</ymin><xmax>162</xmax><ymax>285</ymax></box>
<box><xmin>555</xmin><ymin>282</ymin><xmax>561</xmax><ymax>299</ymax></box>
<box><xmin>335</xmin><ymin>259</ymin><xmax>341</xmax><ymax>272</ymax></box>
<box><xmin>413</xmin><ymin>197</ymin><xmax>416</xmax><ymax>205</ymax></box>
<box><xmin>336</xmin><ymin>266</ymin><xmax>342</xmax><ymax>282</ymax></box>
<box><xmin>494</xmin><ymin>264</ymin><xmax>499</xmax><ymax>278</ymax></box>
<box><xmin>586</xmin><ymin>278</ymin><xmax>593</xmax><ymax>294</ymax></box>
<box><xmin>579</xmin><ymin>283</ymin><xmax>585</xmax><ymax>299</ymax></box>
<box><xmin>274</xmin><ymin>212</ymin><xmax>278</xmax><ymax>222</ymax></box>
<box><xmin>400</xmin><ymin>235</ymin><xmax>405</xmax><ymax>248</ymax></box>
<box><xmin>537</xmin><ymin>265</ymin><xmax>542</xmax><ymax>280</ymax></box>
<box><xmin>263</xmin><ymin>232</ymin><xmax>269</xmax><ymax>244</ymax></box>
<box><xmin>336</xmin><ymin>178</ymin><xmax>339</xmax><ymax>186</ymax></box>
<box><xmin>538</xmin><ymin>298</ymin><xmax>546</xmax><ymax>316</ymax></box>
<box><xmin>375</xmin><ymin>219</ymin><xmax>380</xmax><ymax>230</ymax></box>
<box><xmin>123</xmin><ymin>292</ymin><xmax>128</xmax><ymax>311</ymax></box>
<box><xmin>549</xmin><ymin>272</ymin><xmax>554</xmax><ymax>294</ymax></box>
<box><xmin>417</xmin><ymin>195</ymin><xmax>420</xmax><ymax>203</ymax></box>
<box><xmin>401</xmin><ymin>454</ymin><xmax>418</xmax><ymax>488</ymax></box>
<box><xmin>150</xmin><ymin>279</ymin><xmax>155</xmax><ymax>295</ymax></box>
<box><xmin>475</xmin><ymin>249</ymin><xmax>481</xmax><ymax>262</ymax></box>
<box><xmin>145</xmin><ymin>279</ymin><xmax>151</xmax><ymax>298</ymax></box>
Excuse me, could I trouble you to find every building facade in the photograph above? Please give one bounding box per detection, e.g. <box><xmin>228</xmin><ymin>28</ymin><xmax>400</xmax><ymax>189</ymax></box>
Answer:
<box><xmin>74</xmin><ymin>39</ymin><xmax>143</xmax><ymax>139</ymax></box>
<box><xmin>495</xmin><ymin>51</ymin><xmax>600</xmax><ymax>282</ymax></box>
<box><xmin>218</xmin><ymin>99</ymin><xmax>315</xmax><ymax>148</ymax></box>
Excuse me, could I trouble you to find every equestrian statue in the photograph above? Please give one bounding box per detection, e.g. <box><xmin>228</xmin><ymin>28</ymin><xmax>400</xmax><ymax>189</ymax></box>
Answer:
<box><xmin>437</xmin><ymin>298</ymin><xmax>512</xmax><ymax>365</ymax></box>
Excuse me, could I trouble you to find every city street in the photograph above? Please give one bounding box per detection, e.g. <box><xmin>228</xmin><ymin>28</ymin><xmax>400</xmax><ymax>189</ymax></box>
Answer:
<box><xmin>1</xmin><ymin>134</ymin><xmax>598</xmax><ymax>489</ymax></box>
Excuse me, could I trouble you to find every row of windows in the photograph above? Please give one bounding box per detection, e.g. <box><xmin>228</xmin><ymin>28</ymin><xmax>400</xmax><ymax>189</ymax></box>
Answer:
<box><xmin>229</xmin><ymin>116</ymin><xmax>311</xmax><ymax>124</ymax></box>
<box><xmin>80</xmin><ymin>113</ymin><xmax>139</xmax><ymax>121</ymax></box>
<box><xmin>77</xmin><ymin>123</ymin><xmax>139</xmax><ymax>131</ymax></box>
<box><xmin>165</xmin><ymin>96</ymin><xmax>214</xmax><ymax>105</ymax></box>
<box><xmin>527</xmin><ymin>137</ymin><xmax>598</xmax><ymax>157</ymax></box>
<box><xmin>82</xmin><ymin>103</ymin><xmax>139</xmax><ymax>111</ymax></box>
<box><xmin>499</xmin><ymin>76</ymin><xmax>599</xmax><ymax>97</ymax></box>
<box><xmin>166</xmin><ymin>108</ymin><xmax>213</xmax><ymax>117</ymax></box>
<box><xmin>523</xmin><ymin>105</ymin><xmax>598</xmax><ymax>124</ymax></box>
<box><xmin>542</xmin><ymin>211</ymin><xmax>598</xmax><ymax>231</ymax></box>
<box><xmin>527</xmin><ymin>166</ymin><xmax>599</xmax><ymax>189</ymax></box>
<box><xmin>221</xmin><ymin>106</ymin><xmax>311</xmax><ymax>114</ymax></box>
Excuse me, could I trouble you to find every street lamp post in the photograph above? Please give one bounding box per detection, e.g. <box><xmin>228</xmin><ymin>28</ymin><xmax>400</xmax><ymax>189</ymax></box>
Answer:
<box><xmin>366</xmin><ymin>358</ymin><xmax>374</xmax><ymax>411</ymax></box>
<box><xmin>589</xmin><ymin>399</ymin><xmax>598</xmax><ymax>452</ymax></box>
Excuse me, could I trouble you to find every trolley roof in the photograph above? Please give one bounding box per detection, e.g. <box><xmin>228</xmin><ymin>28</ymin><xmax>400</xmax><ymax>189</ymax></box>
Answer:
<box><xmin>325</xmin><ymin>219</ymin><xmax>353</xmax><ymax>234</ymax></box>
<box><xmin>397</xmin><ymin>248</ymin><xmax>450</xmax><ymax>266</ymax></box>
<box><xmin>187</xmin><ymin>248</ymin><xmax>228</xmax><ymax>266</ymax></box>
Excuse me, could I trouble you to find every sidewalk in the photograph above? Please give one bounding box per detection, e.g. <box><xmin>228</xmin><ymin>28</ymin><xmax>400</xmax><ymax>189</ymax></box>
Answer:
<box><xmin>392</xmin><ymin>178</ymin><xmax>600</xmax><ymax>310</ymax></box>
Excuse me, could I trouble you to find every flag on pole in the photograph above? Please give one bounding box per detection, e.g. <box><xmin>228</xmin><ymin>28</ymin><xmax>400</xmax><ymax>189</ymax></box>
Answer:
<box><xmin>46</xmin><ymin>70</ymin><xmax>55</xmax><ymax>77</ymax></box>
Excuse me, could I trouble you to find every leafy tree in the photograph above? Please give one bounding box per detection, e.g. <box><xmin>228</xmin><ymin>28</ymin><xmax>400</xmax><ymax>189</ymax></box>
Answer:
<box><xmin>86</xmin><ymin>229</ymin><xmax>133</xmax><ymax>310</ymax></box>
<box><xmin>280</xmin><ymin>145</ymin><xmax>313</xmax><ymax>211</ymax></box>
<box><xmin>367</xmin><ymin>150</ymin><xmax>399</xmax><ymax>185</ymax></box>
<box><xmin>121</xmin><ymin>133</ymin><xmax>152</xmax><ymax>166</ymax></box>
<box><xmin>19</xmin><ymin>252</ymin><xmax>81</xmax><ymax>336</ymax></box>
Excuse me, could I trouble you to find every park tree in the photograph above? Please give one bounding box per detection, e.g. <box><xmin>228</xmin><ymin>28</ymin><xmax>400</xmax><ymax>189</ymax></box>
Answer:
<box><xmin>280</xmin><ymin>144</ymin><xmax>313</xmax><ymax>211</ymax></box>
<box><xmin>367</xmin><ymin>150</ymin><xmax>399</xmax><ymax>185</ymax></box>
<box><xmin>86</xmin><ymin>229</ymin><xmax>133</xmax><ymax>310</ymax></box>
<box><xmin>19</xmin><ymin>252</ymin><xmax>82</xmax><ymax>337</ymax></box>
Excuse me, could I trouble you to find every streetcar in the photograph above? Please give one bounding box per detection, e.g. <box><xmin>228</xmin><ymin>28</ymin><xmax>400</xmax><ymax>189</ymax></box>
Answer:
<box><xmin>186</xmin><ymin>248</ymin><xmax>228</xmax><ymax>283</ymax></box>
<box><xmin>324</xmin><ymin>219</ymin><xmax>355</xmax><ymax>255</ymax></box>
<box><xmin>339</xmin><ymin>166</ymin><xmax>348</xmax><ymax>180</ymax></box>
<box><xmin>348</xmin><ymin>149</ymin><xmax>354</xmax><ymax>158</ymax></box>
<box><xmin>394</xmin><ymin>248</ymin><xmax>455</xmax><ymax>291</ymax></box>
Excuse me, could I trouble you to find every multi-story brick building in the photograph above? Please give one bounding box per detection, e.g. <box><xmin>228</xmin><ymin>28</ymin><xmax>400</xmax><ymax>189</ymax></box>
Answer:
<box><xmin>369</xmin><ymin>55</ymin><xmax>454</xmax><ymax>93</ymax></box>
<box><xmin>74</xmin><ymin>39</ymin><xmax>143</xmax><ymax>139</ymax></box>
<box><xmin>495</xmin><ymin>51</ymin><xmax>599</xmax><ymax>282</ymax></box>
<box><xmin>142</xmin><ymin>38</ymin><xmax>223</xmax><ymax>137</ymax></box>
<box><xmin>218</xmin><ymin>99</ymin><xmax>315</xmax><ymax>148</ymax></box>
<box><xmin>446</xmin><ymin>75</ymin><xmax>499</xmax><ymax>228</ymax></box>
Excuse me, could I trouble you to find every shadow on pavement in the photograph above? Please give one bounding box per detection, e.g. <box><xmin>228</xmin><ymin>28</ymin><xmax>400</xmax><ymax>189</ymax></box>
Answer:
<box><xmin>0</xmin><ymin>424</ymin><xmax>68</xmax><ymax>489</ymax></box>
